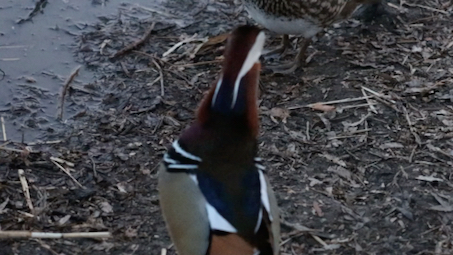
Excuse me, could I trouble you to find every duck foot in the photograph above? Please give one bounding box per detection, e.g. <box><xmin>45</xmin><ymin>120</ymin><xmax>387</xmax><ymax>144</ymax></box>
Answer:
<box><xmin>267</xmin><ymin>38</ymin><xmax>311</xmax><ymax>74</ymax></box>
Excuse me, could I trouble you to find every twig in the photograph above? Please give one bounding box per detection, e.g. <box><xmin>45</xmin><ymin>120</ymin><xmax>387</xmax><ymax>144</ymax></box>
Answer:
<box><xmin>57</xmin><ymin>66</ymin><xmax>81</xmax><ymax>120</ymax></box>
<box><xmin>17</xmin><ymin>211</ymin><xmax>34</xmax><ymax>218</ymax></box>
<box><xmin>27</xmin><ymin>140</ymin><xmax>62</xmax><ymax>146</ymax></box>
<box><xmin>162</xmin><ymin>34</ymin><xmax>206</xmax><ymax>58</ymax></box>
<box><xmin>0</xmin><ymin>116</ymin><xmax>6</xmax><ymax>141</ymax></box>
<box><xmin>311</xmin><ymin>234</ymin><xmax>329</xmax><ymax>247</ymax></box>
<box><xmin>0</xmin><ymin>45</ymin><xmax>30</xmax><ymax>49</ymax></box>
<box><xmin>402</xmin><ymin>2</ymin><xmax>449</xmax><ymax>15</ymax></box>
<box><xmin>280</xmin><ymin>231</ymin><xmax>306</xmax><ymax>246</ymax></box>
<box><xmin>89</xmin><ymin>156</ymin><xmax>97</xmax><ymax>178</ymax></box>
<box><xmin>361</xmin><ymin>86</ymin><xmax>396</xmax><ymax>103</ymax></box>
<box><xmin>16</xmin><ymin>0</ymin><xmax>48</xmax><ymax>24</ymax></box>
<box><xmin>327</xmin><ymin>129</ymin><xmax>372</xmax><ymax>139</ymax></box>
<box><xmin>151</xmin><ymin>59</ymin><xmax>165</xmax><ymax>96</ymax></box>
<box><xmin>147</xmin><ymin>76</ymin><xmax>162</xmax><ymax>87</ymax></box>
<box><xmin>361</xmin><ymin>87</ymin><xmax>378</xmax><ymax>114</ymax></box>
<box><xmin>130</xmin><ymin>105</ymin><xmax>158</xmax><ymax>115</ymax></box>
<box><xmin>338</xmin><ymin>103</ymin><xmax>378</xmax><ymax>111</ymax></box>
<box><xmin>0</xmin><ymin>147</ymin><xmax>25</xmax><ymax>153</ymax></box>
<box><xmin>361</xmin><ymin>86</ymin><xmax>400</xmax><ymax>112</ymax></box>
<box><xmin>0</xmin><ymin>141</ymin><xmax>12</xmax><ymax>148</ymax></box>
<box><xmin>1</xmin><ymin>58</ymin><xmax>20</xmax><ymax>61</ymax></box>
<box><xmin>34</xmin><ymin>239</ymin><xmax>59</xmax><ymax>255</ymax></box>
<box><xmin>132</xmin><ymin>51</ymin><xmax>167</xmax><ymax>96</ymax></box>
<box><xmin>128</xmin><ymin>5</ymin><xmax>177</xmax><ymax>19</ymax></box>
<box><xmin>402</xmin><ymin>106</ymin><xmax>422</xmax><ymax>145</ymax></box>
<box><xmin>409</xmin><ymin>145</ymin><xmax>417</xmax><ymax>163</ymax></box>
<box><xmin>173</xmin><ymin>59</ymin><xmax>222</xmax><ymax>68</ymax></box>
<box><xmin>50</xmin><ymin>156</ymin><xmax>75</xmax><ymax>168</ymax></box>
<box><xmin>50</xmin><ymin>158</ymin><xmax>84</xmax><ymax>189</ymax></box>
<box><xmin>427</xmin><ymin>143</ymin><xmax>453</xmax><ymax>160</ymax></box>
<box><xmin>281</xmin><ymin>220</ymin><xmax>316</xmax><ymax>233</ymax></box>
<box><xmin>18</xmin><ymin>169</ymin><xmax>34</xmax><ymax>214</ymax></box>
<box><xmin>111</xmin><ymin>22</ymin><xmax>156</xmax><ymax>59</ymax></box>
<box><xmin>120</xmin><ymin>61</ymin><xmax>131</xmax><ymax>77</ymax></box>
<box><xmin>0</xmin><ymin>68</ymin><xmax>5</xmax><ymax>81</ymax></box>
<box><xmin>344</xmin><ymin>112</ymin><xmax>371</xmax><ymax>128</ymax></box>
<box><xmin>288</xmin><ymin>96</ymin><xmax>374</xmax><ymax>110</ymax></box>
<box><xmin>0</xmin><ymin>231</ymin><xmax>111</xmax><ymax>239</ymax></box>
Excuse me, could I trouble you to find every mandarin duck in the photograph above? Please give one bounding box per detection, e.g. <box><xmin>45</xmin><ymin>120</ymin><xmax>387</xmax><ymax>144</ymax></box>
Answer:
<box><xmin>242</xmin><ymin>0</ymin><xmax>383</xmax><ymax>73</ymax></box>
<box><xmin>158</xmin><ymin>25</ymin><xmax>280</xmax><ymax>255</ymax></box>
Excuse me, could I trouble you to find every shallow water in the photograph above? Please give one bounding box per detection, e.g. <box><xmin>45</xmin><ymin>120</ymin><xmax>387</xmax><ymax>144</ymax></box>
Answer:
<box><xmin>0</xmin><ymin>0</ymin><xmax>152</xmax><ymax>142</ymax></box>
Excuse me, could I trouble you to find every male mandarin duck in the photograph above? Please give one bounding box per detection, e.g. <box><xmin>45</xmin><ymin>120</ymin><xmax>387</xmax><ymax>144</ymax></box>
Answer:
<box><xmin>158</xmin><ymin>25</ymin><xmax>280</xmax><ymax>255</ymax></box>
<box><xmin>242</xmin><ymin>0</ymin><xmax>383</xmax><ymax>73</ymax></box>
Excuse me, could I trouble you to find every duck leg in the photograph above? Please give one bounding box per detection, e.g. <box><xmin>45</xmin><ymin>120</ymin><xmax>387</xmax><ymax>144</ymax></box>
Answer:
<box><xmin>269</xmin><ymin>37</ymin><xmax>311</xmax><ymax>74</ymax></box>
<box><xmin>263</xmin><ymin>34</ymin><xmax>290</xmax><ymax>57</ymax></box>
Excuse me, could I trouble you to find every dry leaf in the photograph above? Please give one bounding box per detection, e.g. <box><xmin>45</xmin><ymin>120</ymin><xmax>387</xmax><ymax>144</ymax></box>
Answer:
<box><xmin>269</xmin><ymin>107</ymin><xmax>290</xmax><ymax>123</ymax></box>
<box><xmin>195</xmin><ymin>33</ymin><xmax>229</xmax><ymax>55</ymax></box>
<box><xmin>99</xmin><ymin>201</ymin><xmax>113</xmax><ymax>214</ymax></box>
<box><xmin>116</xmin><ymin>182</ymin><xmax>128</xmax><ymax>193</ymax></box>
<box><xmin>24</xmin><ymin>76</ymin><xmax>37</xmax><ymax>83</ymax></box>
<box><xmin>325</xmin><ymin>187</ymin><xmax>333</xmax><ymax>197</ymax></box>
<box><xmin>58</xmin><ymin>215</ymin><xmax>71</xmax><ymax>225</ymax></box>
<box><xmin>125</xmin><ymin>227</ymin><xmax>138</xmax><ymax>238</ymax></box>
<box><xmin>310</xmin><ymin>103</ymin><xmax>335</xmax><ymax>112</ymax></box>
<box><xmin>309</xmin><ymin>177</ymin><xmax>323</xmax><ymax>187</ymax></box>
<box><xmin>321</xmin><ymin>153</ymin><xmax>347</xmax><ymax>167</ymax></box>
<box><xmin>411</xmin><ymin>45</ymin><xmax>422</xmax><ymax>52</ymax></box>
<box><xmin>0</xmin><ymin>198</ymin><xmax>9</xmax><ymax>213</ymax></box>
<box><xmin>379</xmin><ymin>142</ymin><xmax>404</xmax><ymax>150</ymax></box>
<box><xmin>202</xmin><ymin>33</ymin><xmax>229</xmax><ymax>47</ymax></box>
<box><xmin>416</xmin><ymin>175</ymin><xmax>443</xmax><ymax>182</ymax></box>
<box><xmin>92</xmin><ymin>241</ymin><xmax>115</xmax><ymax>251</ymax></box>
<box><xmin>429</xmin><ymin>205</ymin><xmax>453</xmax><ymax>212</ymax></box>
<box><xmin>327</xmin><ymin>165</ymin><xmax>352</xmax><ymax>180</ymax></box>
<box><xmin>313</xmin><ymin>201</ymin><xmax>324</xmax><ymax>217</ymax></box>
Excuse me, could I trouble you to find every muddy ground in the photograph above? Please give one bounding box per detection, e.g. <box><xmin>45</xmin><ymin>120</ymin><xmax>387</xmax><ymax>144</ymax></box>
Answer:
<box><xmin>1</xmin><ymin>0</ymin><xmax>453</xmax><ymax>254</ymax></box>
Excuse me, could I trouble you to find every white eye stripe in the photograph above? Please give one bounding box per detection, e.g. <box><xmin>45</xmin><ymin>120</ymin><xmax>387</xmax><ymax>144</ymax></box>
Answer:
<box><xmin>230</xmin><ymin>31</ymin><xmax>265</xmax><ymax>109</ymax></box>
<box><xmin>211</xmin><ymin>31</ymin><xmax>266</xmax><ymax>110</ymax></box>
<box><xmin>255</xmin><ymin>164</ymin><xmax>265</xmax><ymax>170</ymax></box>
<box><xmin>172</xmin><ymin>140</ymin><xmax>202</xmax><ymax>162</ymax></box>
<box><xmin>163</xmin><ymin>153</ymin><xmax>178</xmax><ymax>164</ymax></box>
<box><xmin>167</xmin><ymin>164</ymin><xmax>199</xmax><ymax>169</ymax></box>
<box><xmin>211</xmin><ymin>76</ymin><xmax>223</xmax><ymax>107</ymax></box>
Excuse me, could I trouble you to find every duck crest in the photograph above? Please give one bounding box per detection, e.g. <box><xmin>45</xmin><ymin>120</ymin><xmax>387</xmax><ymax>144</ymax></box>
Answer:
<box><xmin>197</xmin><ymin>25</ymin><xmax>265</xmax><ymax>137</ymax></box>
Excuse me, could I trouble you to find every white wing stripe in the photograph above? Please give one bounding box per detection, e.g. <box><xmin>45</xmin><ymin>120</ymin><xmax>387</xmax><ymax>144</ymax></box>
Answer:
<box><xmin>189</xmin><ymin>174</ymin><xmax>198</xmax><ymax>184</ymax></box>
<box><xmin>231</xmin><ymin>31</ymin><xmax>265</xmax><ymax>109</ymax></box>
<box><xmin>188</xmin><ymin>174</ymin><xmax>237</xmax><ymax>233</ymax></box>
<box><xmin>254</xmin><ymin>208</ymin><xmax>263</xmax><ymax>233</ymax></box>
<box><xmin>258</xmin><ymin>170</ymin><xmax>272</xmax><ymax>221</ymax></box>
<box><xmin>206</xmin><ymin>203</ymin><xmax>238</xmax><ymax>233</ymax></box>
